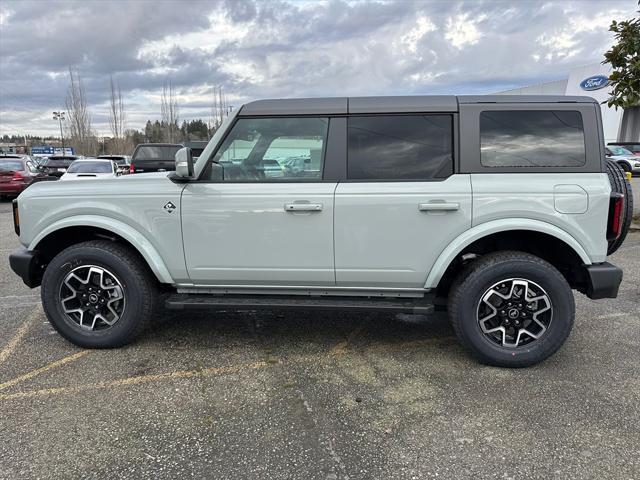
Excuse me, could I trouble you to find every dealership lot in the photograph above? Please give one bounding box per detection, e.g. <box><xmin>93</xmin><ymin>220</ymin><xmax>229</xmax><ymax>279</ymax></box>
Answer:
<box><xmin>0</xmin><ymin>197</ymin><xmax>638</xmax><ymax>479</ymax></box>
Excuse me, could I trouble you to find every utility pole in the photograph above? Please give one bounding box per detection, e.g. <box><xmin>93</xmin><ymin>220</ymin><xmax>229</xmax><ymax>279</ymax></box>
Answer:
<box><xmin>53</xmin><ymin>111</ymin><xmax>65</xmax><ymax>154</ymax></box>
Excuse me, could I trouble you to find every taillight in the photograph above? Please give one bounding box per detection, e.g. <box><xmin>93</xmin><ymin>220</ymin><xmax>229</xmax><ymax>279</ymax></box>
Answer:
<box><xmin>129</xmin><ymin>163</ymin><xmax>135</xmax><ymax>173</ymax></box>
<box><xmin>12</xmin><ymin>171</ymin><xmax>25</xmax><ymax>181</ymax></box>
<box><xmin>607</xmin><ymin>193</ymin><xmax>624</xmax><ymax>241</ymax></box>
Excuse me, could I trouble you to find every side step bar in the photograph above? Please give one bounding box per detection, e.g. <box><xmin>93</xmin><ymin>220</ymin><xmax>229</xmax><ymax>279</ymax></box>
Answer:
<box><xmin>165</xmin><ymin>294</ymin><xmax>435</xmax><ymax>314</ymax></box>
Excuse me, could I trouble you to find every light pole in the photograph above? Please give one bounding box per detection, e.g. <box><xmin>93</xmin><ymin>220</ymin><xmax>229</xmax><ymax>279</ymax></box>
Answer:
<box><xmin>53</xmin><ymin>111</ymin><xmax>65</xmax><ymax>154</ymax></box>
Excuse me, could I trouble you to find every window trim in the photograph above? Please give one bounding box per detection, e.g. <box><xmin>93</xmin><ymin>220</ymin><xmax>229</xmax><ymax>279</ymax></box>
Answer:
<box><xmin>343</xmin><ymin>113</ymin><xmax>456</xmax><ymax>183</ymax></box>
<box><xmin>195</xmin><ymin>115</ymin><xmax>333</xmax><ymax>184</ymax></box>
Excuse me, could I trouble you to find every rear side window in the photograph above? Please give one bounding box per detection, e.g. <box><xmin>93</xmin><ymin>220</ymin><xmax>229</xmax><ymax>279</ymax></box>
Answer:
<box><xmin>480</xmin><ymin>110</ymin><xmax>586</xmax><ymax>168</ymax></box>
<box><xmin>347</xmin><ymin>115</ymin><xmax>453</xmax><ymax>180</ymax></box>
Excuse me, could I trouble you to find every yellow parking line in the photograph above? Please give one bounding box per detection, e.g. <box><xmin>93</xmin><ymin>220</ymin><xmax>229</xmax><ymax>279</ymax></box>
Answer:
<box><xmin>0</xmin><ymin>350</ymin><xmax>89</xmax><ymax>391</ymax></box>
<box><xmin>0</xmin><ymin>305</ymin><xmax>41</xmax><ymax>366</ymax></box>
<box><xmin>0</xmin><ymin>360</ymin><xmax>269</xmax><ymax>401</ymax></box>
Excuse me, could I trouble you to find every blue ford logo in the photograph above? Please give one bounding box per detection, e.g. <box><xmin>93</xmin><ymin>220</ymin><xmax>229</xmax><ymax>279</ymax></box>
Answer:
<box><xmin>580</xmin><ymin>75</ymin><xmax>609</xmax><ymax>91</ymax></box>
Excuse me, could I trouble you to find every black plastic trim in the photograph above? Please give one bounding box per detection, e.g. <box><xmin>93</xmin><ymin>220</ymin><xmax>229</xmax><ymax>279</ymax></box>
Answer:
<box><xmin>582</xmin><ymin>262</ymin><xmax>623</xmax><ymax>299</ymax></box>
<box><xmin>165</xmin><ymin>293</ymin><xmax>435</xmax><ymax>314</ymax></box>
<box><xmin>9</xmin><ymin>247</ymin><xmax>42</xmax><ymax>288</ymax></box>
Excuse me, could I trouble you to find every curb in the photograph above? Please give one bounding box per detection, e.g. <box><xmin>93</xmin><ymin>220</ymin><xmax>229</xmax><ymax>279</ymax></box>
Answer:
<box><xmin>631</xmin><ymin>223</ymin><xmax>640</xmax><ymax>232</ymax></box>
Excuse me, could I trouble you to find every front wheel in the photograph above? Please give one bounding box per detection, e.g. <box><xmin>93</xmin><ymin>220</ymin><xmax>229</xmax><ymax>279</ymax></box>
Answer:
<box><xmin>448</xmin><ymin>251</ymin><xmax>574</xmax><ymax>368</ymax></box>
<box><xmin>41</xmin><ymin>240</ymin><xmax>157</xmax><ymax>348</ymax></box>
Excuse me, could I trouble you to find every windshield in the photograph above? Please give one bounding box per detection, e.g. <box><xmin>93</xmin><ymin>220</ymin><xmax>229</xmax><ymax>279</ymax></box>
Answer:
<box><xmin>0</xmin><ymin>159</ymin><xmax>24</xmax><ymax>172</ymax></box>
<box><xmin>67</xmin><ymin>161</ymin><xmax>113</xmax><ymax>173</ymax></box>
<box><xmin>609</xmin><ymin>146</ymin><xmax>633</xmax><ymax>156</ymax></box>
<box><xmin>133</xmin><ymin>145</ymin><xmax>181</xmax><ymax>161</ymax></box>
<box><xmin>42</xmin><ymin>158</ymin><xmax>75</xmax><ymax>167</ymax></box>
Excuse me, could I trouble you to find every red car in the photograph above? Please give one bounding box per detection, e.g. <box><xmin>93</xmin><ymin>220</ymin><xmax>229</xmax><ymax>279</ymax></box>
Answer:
<box><xmin>0</xmin><ymin>155</ymin><xmax>48</xmax><ymax>199</ymax></box>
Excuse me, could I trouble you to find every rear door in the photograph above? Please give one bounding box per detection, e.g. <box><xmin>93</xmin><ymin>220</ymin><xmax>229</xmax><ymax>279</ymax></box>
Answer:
<box><xmin>334</xmin><ymin>114</ymin><xmax>472</xmax><ymax>288</ymax></box>
<box><xmin>182</xmin><ymin>116</ymin><xmax>337</xmax><ymax>286</ymax></box>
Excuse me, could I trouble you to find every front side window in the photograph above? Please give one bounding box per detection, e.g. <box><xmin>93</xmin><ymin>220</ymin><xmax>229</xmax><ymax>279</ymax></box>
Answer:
<box><xmin>480</xmin><ymin>110</ymin><xmax>586</xmax><ymax>167</ymax></box>
<box><xmin>347</xmin><ymin>115</ymin><xmax>453</xmax><ymax>180</ymax></box>
<box><xmin>206</xmin><ymin>117</ymin><xmax>328</xmax><ymax>181</ymax></box>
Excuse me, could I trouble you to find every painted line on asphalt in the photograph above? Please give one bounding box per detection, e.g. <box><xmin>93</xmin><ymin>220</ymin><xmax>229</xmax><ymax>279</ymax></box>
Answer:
<box><xmin>0</xmin><ymin>305</ymin><xmax>41</xmax><ymax>366</ymax></box>
<box><xmin>0</xmin><ymin>350</ymin><xmax>89</xmax><ymax>391</ymax></box>
<box><xmin>0</xmin><ymin>360</ymin><xmax>269</xmax><ymax>401</ymax></box>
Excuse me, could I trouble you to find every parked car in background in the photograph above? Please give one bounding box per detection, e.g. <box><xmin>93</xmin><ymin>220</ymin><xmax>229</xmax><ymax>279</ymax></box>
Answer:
<box><xmin>97</xmin><ymin>155</ymin><xmax>131</xmax><ymax>174</ymax></box>
<box><xmin>182</xmin><ymin>141</ymin><xmax>208</xmax><ymax>159</ymax></box>
<box><xmin>129</xmin><ymin>143</ymin><xmax>182</xmax><ymax>173</ymax></box>
<box><xmin>60</xmin><ymin>159</ymin><xmax>121</xmax><ymax>181</ymax></box>
<box><xmin>0</xmin><ymin>155</ymin><xmax>48</xmax><ymax>198</ymax></box>
<box><xmin>608</xmin><ymin>142</ymin><xmax>640</xmax><ymax>156</ymax></box>
<box><xmin>605</xmin><ymin>146</ymin><xmax>640</xmax><ymax>175</ymax></box>
<box><xmin>37</xmin><ymin>155</ymin><xmax>80</xmax><ymax>177</ymax></box>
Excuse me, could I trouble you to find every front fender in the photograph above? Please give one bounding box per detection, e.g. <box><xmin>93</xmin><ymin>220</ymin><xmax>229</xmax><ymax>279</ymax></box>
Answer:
<box><xmin>29</xmin><ymin>215</ymin><xmax>174</xmax><ymax>284</ymax></box>
<box><xmin>424</xmin><ymin>218</ymin><xmax>592</xmax><ymax>290</ymax></box>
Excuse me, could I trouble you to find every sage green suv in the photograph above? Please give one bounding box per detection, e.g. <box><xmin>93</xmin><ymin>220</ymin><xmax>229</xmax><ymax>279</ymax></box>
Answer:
<box><xmin>9</xmin><ymin>95</ymin><xmax>631</xmax><ymax>367</ymax></box>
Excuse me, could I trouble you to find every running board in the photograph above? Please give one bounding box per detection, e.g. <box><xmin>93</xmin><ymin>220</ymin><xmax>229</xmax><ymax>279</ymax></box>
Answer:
<box><xmin>165</xmin><ymin>294</ymin><xmax>435</xmax><ymax>314</ymax></box>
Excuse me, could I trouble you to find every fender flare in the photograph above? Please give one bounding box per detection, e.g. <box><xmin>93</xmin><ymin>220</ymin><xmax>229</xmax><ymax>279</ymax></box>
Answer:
<box><xmin>29</xmin><ymin>215</ymin><xmax>174</xmax><ymax>284</ymax></box>
<box><xmin>424</xmin><ymin>218</ymin><xmax>591</xmax><ymax>289</ymax></box>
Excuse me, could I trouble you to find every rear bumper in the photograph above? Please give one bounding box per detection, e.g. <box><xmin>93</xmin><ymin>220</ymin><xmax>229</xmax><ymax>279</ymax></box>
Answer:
<box><xmin>583</xmin><ymin>262</ymin><xmax>623</xmax><ymax>299</ymax></box>
<box><xmin>0</xmin><ymin>182</ymin><xmax>27</xmax><ymax>194</ymax></box>
<box><xmin>9</xmin><ymin>248</ymin><xmax>42</xmax><ymax>288</ymax></box>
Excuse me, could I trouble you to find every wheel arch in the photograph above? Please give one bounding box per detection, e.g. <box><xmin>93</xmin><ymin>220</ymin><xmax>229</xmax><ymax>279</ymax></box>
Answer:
<box><xmin>30</xmin><ymin>216</ymin><xmax>174</xmax><ymax>284</ymax></box>
<box><xmin>425</xmin><ymin>219</ymin><xmax>591</xmax><ymax>293</ymax></box>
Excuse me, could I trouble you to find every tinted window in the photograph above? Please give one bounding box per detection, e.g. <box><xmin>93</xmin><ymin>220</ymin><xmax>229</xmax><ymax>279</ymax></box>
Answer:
<box><xmin>207</xmin><ymin>117</ymin><xmax>328</xmax><ymax>182</ymax></box>
<box><xmin>480</xmin><ymin>111</ymin><xmax>586</xmax><ymax>167</ymax></box>
<box><xmin>347</xmin><ymin>115</ymin><xmax>453</xmax><ymax>180</ymax></box>
<box><xmin>67</xmin><ymin>161</ymin><xmax>113</xmax><ymax>173</ymax></box>
<box><xmin>134</xmin><ymin>145</ymin><xmax>181</xmax><ymax>161</ymax></box>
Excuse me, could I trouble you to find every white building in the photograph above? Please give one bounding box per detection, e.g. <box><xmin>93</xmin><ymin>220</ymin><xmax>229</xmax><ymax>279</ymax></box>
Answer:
<box><xmin>496</xmin><ymin>63</ymin><xmax>639</xmax><ymax>144</ymax></box>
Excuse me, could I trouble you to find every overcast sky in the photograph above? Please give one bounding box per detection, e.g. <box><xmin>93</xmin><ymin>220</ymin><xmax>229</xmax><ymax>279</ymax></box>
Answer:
<box><xmin>0</xmin><ymin>0</ymin><xmax>636</xmax><ymax>137</ymax></box>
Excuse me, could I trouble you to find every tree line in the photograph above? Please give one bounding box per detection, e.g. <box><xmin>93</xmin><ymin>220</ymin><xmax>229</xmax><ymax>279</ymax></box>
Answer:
<box><xmin>4</xmin><ymin>69</ymin><xmax>231</xmax><ymax>156</ymax></box>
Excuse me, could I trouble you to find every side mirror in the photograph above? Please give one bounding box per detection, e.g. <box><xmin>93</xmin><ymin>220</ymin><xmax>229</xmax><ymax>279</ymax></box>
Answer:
<box><xmin>175</xmin><ymin>147</ymin><xmax>194</xmax><ymax>178</ymax></box>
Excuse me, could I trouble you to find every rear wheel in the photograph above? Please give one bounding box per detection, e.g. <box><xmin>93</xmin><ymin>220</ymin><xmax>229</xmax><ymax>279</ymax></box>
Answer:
<box><xmin>448</xmin><ymin>251</ymin><xmax>574</xmax><ymax>368</ymax></box>
<box><xmin>41</xmin><ymin>240</ymin><xmax>157</xmax><ymax>348</ymax></box>
<box><xmin>606</xmin><ymin>159</ymin><xmax>633</xmax><ymax>255</ymax></box>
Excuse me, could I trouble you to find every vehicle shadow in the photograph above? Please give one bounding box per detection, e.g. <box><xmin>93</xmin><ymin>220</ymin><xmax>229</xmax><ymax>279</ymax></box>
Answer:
<box><xmin>147</xmin><ymin>307</ymin><xmax>455</xmax><ymax>354</ymax></box>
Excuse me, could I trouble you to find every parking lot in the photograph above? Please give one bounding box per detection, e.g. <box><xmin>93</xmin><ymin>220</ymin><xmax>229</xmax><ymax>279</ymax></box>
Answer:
<box><xmin>0</xmin><ymin>197</ymin><xmax>638</xmax><ymax>480</ymax></box>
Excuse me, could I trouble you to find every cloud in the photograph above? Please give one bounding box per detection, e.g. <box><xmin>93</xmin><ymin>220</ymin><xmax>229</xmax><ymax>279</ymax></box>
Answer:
<box><xmin>0</xmin><ymin>0</ymin><xmax>635</xmax><ymax>136</ymax></box>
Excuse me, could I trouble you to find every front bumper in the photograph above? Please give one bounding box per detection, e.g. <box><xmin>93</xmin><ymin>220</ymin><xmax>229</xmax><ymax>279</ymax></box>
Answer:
<box><xmin>583</xmin><ymin>262</ymin><xmax>623</xmax><ymax>299</ymax></box>
<box><xmin>9</xmin><ymin>248</ymin><xmax>43</xmax><ymax>288</ymax></box>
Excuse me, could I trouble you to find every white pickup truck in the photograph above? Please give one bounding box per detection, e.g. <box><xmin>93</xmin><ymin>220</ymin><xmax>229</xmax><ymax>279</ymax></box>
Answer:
<box><xmin>9</xmin><ymin>95</ymin><xmax>632</xmax><ymax>367</ymax></box>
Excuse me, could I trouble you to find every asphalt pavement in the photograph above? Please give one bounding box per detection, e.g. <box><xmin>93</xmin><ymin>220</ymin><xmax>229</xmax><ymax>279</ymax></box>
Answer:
<box><xmin>0</xmin><ymin>198</ymin><xmax>638</xmax><ymax>480</ymax></box>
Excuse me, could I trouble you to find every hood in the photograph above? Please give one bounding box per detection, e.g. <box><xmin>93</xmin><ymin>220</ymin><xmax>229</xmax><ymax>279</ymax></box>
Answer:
<box><xmin>18</xmin><ymin>171</ymin><xmax>174</xmax><ymax>200</ymax></box>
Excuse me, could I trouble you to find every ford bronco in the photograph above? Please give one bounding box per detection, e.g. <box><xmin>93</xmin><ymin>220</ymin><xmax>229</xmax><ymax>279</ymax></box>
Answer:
<box><xmin>9</xmin><ymin>95</ymin><xmax>632</xmax><ymax>367</ymax></box>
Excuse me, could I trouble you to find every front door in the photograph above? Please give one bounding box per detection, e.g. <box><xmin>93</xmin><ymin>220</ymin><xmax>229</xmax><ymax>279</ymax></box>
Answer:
<box><xmin>182</xmin><ymin>116</ymin><xmax>336</xmax><ymax>286</ymax></box>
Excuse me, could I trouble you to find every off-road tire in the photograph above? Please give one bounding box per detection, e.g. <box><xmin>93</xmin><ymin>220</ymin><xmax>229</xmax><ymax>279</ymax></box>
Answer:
<box><xmin>41</xmin><ymin>240</ymin><xmax>157</xmax><ymax>348</ymax></box>
<box><xmin>606</xmin><ymin>159</ymin><xmax>633</xmax><ymax>255</ymax></box>
<box><xmin>448</xmin><ymin>251</ymin><xmax>574</xmax><ymax>368</ymax></box>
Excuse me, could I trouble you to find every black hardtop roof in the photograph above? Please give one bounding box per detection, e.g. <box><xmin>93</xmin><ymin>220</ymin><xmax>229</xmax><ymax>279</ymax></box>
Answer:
<box><xmin>239</xmin><ymin>95</ymin><xmax>598</xmax><ymax>116</ymax></box>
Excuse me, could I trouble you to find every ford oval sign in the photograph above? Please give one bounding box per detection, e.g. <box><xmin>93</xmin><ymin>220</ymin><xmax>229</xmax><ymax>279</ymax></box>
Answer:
<box><xmin>580</xmin><ymin>75</ymin><xmax>609</xmax><ymax>91</ymax></box>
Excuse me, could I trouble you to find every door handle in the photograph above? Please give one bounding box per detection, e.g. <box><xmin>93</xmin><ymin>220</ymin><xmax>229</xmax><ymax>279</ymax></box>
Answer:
<box><xmin>418</xmin><ymin>202</ymin><xmax>459</xmax><ymax>212</ymax></box>
<box><xmin>284</xmin><ymin>203</ymin><xmax>323</xmax><ymax>212</ymax></box>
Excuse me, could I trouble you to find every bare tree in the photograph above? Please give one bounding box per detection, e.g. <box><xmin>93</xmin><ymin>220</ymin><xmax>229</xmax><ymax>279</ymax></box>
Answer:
<box><xmin>108</xmin><ymin>75</ymin><xmax>126</xmax><ymax>153</ymax></box>
<box><xmin>65</xmin><ymin>68</ymin><xmax>94</xmax><ymax>155</ymax></box>
<box><xmin>209</xmin><ymin>85</ymin><xmax>231</xmax><ymax>134</ymax></box>
<box><xmin>161</xmin><ymin>80</ymin><xmax>179</xmax><ymax>142</ymax></box>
